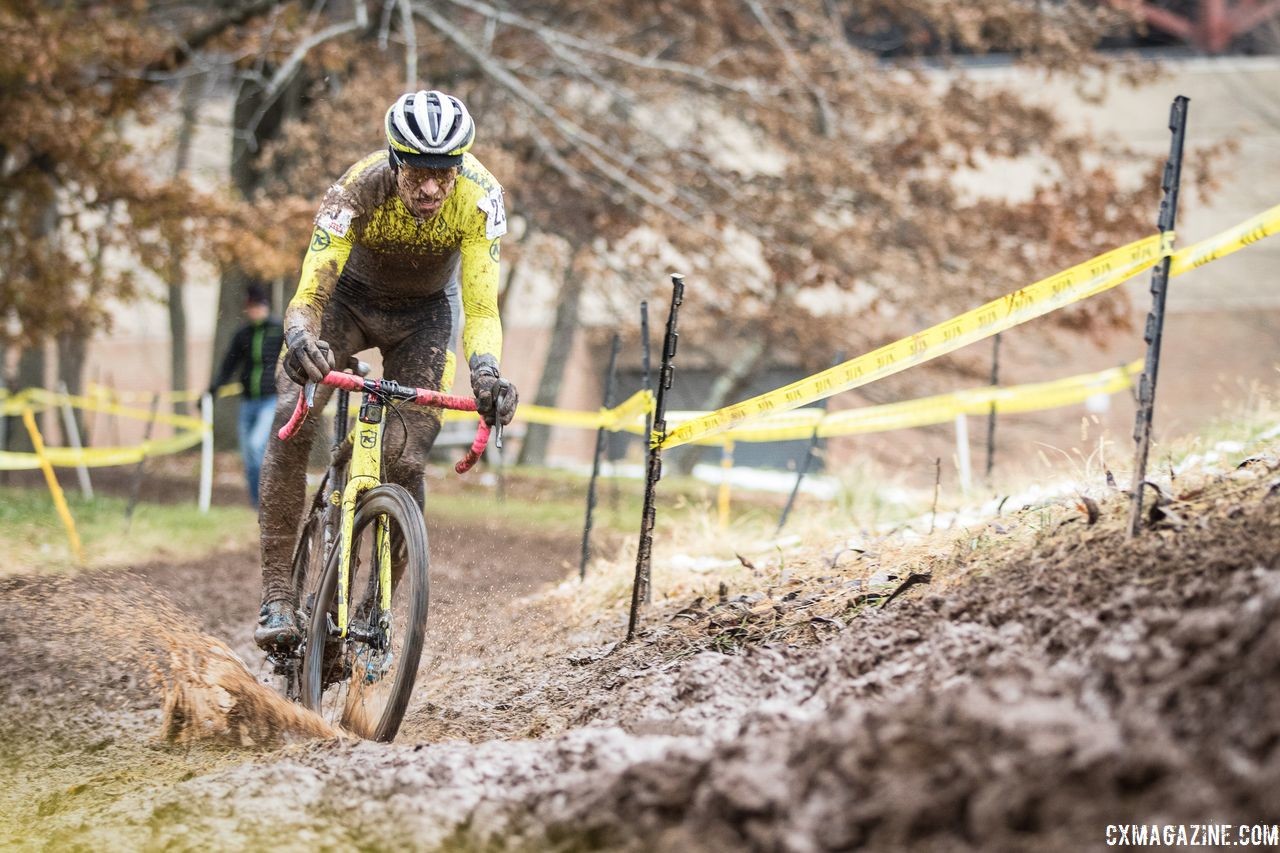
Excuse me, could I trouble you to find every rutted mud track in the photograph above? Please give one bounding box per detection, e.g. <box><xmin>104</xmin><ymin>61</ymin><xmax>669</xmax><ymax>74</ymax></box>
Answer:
<box><xmin>4</xmin><ymin>472</ymin><xmax>1280</xmax><ymax>850</ymax></box>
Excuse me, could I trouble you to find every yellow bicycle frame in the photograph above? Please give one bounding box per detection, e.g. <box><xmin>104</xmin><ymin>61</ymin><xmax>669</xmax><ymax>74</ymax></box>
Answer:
<box><xmin>335</xmin><ymin>407</ymin><xmax>394</xmax><ymax>638</ymax></box>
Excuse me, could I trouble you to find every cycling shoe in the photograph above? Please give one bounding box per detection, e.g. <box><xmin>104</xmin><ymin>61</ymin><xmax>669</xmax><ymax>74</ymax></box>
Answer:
<box><xmin>254</xmin><ymin>600</ymin><xmax>302</xmax><ymax>653</ymax></box>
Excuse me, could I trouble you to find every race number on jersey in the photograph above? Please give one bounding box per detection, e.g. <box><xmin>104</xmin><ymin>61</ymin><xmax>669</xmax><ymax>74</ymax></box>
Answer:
<box><xmin>476</xmin><ymin>188</ymin><xmax>507</xmax><ymax>241</ymax></box>
<box><xmin>317</xmin><ymin>207</ymin><xmax>354</xmax><ymax>237</ymax></box>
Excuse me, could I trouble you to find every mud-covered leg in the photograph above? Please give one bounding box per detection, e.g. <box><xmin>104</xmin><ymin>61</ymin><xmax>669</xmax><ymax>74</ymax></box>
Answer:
<box><xmin>255</xmin><ymin>301</ymin><xmax>367</xmax><ymax>651</ymax></box>
<box><xmin>379</xmin><ymin>305</ymin><xmax>452</xmax><ymax>589</ymax></box>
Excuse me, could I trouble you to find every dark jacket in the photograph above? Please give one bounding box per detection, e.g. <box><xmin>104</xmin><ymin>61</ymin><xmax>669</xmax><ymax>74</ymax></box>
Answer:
<box><xmin>212</xmin><ymin>318</ymin><xmax>285</xmax><ymax>399</ymax></box>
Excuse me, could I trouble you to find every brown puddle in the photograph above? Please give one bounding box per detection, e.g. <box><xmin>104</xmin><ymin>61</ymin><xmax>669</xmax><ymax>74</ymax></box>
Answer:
<box><xmin>0</xmin><ymin>573</ymin><xmax>340</xmax><ymax>747</ymax></box>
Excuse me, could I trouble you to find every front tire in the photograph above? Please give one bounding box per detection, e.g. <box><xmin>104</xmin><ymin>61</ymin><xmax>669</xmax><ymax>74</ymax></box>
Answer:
<box><xmin>300</xmin><ymin>483</ymin><xmax>430</xmax><ymax>741</ymax></box>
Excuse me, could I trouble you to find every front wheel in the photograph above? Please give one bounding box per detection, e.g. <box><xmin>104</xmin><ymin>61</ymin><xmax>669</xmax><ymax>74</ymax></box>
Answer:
<box><xmin>301</xmin><ymin>484</ymin><xmax>430</xmax><ymax>741</ymax></box>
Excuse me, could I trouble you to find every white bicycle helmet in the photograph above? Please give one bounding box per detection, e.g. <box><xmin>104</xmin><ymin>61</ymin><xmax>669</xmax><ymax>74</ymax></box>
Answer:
<box><xmin>385</xmin><ymin>90</ymin><xmax>475</xmax><ymax>169</ymax></box>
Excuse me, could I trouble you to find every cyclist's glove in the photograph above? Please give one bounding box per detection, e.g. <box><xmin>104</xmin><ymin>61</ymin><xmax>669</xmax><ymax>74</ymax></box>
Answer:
<box><xmin>283</xmin><ymin>327</ymin><xmax>336</xmax><ymax>386</ymax></box>
<box><xmin>471</xmin><ymin>367</ymin><xmax>518</xmax><ymax>427</ymax></box>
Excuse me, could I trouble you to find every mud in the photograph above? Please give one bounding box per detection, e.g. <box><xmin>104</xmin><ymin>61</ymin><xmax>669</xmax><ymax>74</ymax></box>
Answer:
<box><xmin>4</xmin><ymin>469</ymin><xmax>1280</xmax><ymax>850</ymax></box>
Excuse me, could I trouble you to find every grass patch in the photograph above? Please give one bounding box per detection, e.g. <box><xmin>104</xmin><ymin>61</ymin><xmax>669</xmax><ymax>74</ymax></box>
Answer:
<box><xmin>422</xmin><ymin>463</ymin><xmax>785</xmax><ymax>537</ymax></box>
<box><xmin>0</xmin><ymin>486</ymin><xmax>258</xmax><ymax>575</ymax></box>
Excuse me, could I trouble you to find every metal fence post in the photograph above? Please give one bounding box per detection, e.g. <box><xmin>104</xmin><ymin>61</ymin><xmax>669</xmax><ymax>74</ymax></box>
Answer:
<box><xmin>628</xmin><ymin>274</ymin><xmax>684</xmax><ymax>640</ymax></box>
<box><xmin>56</xmin><ymin>382</ymin><xmax>94</xmax><ymax>499</ymax></box>
<box><xmin>199</xmin><ymin>392</ymin><xmax>213</xmax><ymax>512</ymax></box>
<box><xmin>718</xmin><ymin>440</ymin><xmax>734</xmax><ymax>531</ymax></box>
<box><xmin>579</xmin><ymin>333</ymin><xmax>621</xmax><ymax>580</ymax></box>
<box><xmin>1129</xmin><ymin>95</ymin><xmax>1189</xmax><ymax>538</ymax></box>
<box><xmin>776</xmin><ymin>351</ymin><xmax>844</xmax><ymax>534</ymax></box>
<box><xmin>985</xmin><ymin>332</ymin><xmax>1001</xmax><ymax>481</ymax></box>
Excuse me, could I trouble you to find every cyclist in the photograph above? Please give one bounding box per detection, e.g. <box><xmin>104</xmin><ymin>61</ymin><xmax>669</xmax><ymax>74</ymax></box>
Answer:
<box><xmin>254</xmin><ymin>90</ymin><xmax>518</xmax><ymax>652</ymax></box>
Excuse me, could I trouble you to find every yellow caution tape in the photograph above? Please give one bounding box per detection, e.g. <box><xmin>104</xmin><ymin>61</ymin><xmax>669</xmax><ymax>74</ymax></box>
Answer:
<box><xmin>1169</xmin><ymin>203</ymin><xmax>1280</xmax><ymax>276</ymax></box>
<box><xmin>23</xmin><ymin>389</ymin><xmax>207</xmax><ymax>434</ymax></box>
<box><xmin>4</xmin><ymin>202</ymin><xmax>1270</xmax><ymax>470</ymax></box>
<box><xmin>442</xmin><ymin>389</ymin><xmax>656</xmax><ymax>431</ymax></box>
<box><xmin>517</xmin><ymin>404</ymin><xmax>615</xmax><ymax>431</ymax></box>
<box><xmin>0</xmin><ymin>389</ymin><xmax>29</xmax><ymax>417</ymax></box>
<box><xmin>0</xmin><ymin>431</ymin><xmax>206</xmax><ymax>471</ymax></box>
<box><xmin>604</xmin><ymin>390</ymin><xmax>656</xmax><ymax>429</ymax></box>
<box><xmin>806</xmin><ymin>359</ymin><xmax>1140</xmax><ymax>440</ymax></box>
<box><xmin>661</xmin><ymin>201</ymin><xmax>1280</xmax><ymax>451</ymax></box>
<box><xmin>628</xmin><ymin>360</ymin><xmax>1138</xmax><ymax>445</ymax></box>
<box><xmin>661</xmin><ymin>233</ymin><xmax>1167</xmax><ymax>449</ymax></box>
<box><xmin>0</xmin><ymin>389</ymin><xmax>208</xmax><ymax>471</ymax></box>
<box><xmin>83</xmin><ymin>382</ymin><xmax>232</xmax><ymax>405</ymax></box>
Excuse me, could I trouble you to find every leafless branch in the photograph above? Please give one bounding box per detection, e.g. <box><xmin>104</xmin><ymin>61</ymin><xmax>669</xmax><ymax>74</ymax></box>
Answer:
<box><xmin>743</xmin><ymin>0</ymin><xmax>835</xmax><ymax>136</ymax></box>
<box><xmin>529</xmin><ymin>37</ymin><xmax>741</xmax><ymax>199</ymax></box>
<box><xmin>143</xmin><ymin>0</ymin><xmax>288</xmax><ymax>76</ymax></box>
<box><xmin>439</xmin><ymin>0</ymin><xmax>767</xmax><ymax>97</ymax></box>
<box><xmin>378</xmin><ymin>0</ymin><xmax>395</xmax><ymax>50</ymax></box>
<box><xmin>522</xmin><ymin>113</ymin><xmax>598</xmax><ymax>196</ymax></box>
<box><xmin>482</xmin><ymin>13</ymin><xmax>496</xmax><ymax>54</ymax></box>
<box><xmin>398</xmin><ymin>0</ymin><xmax>417</xmax><ymax>88</ymax></box>
<box><xmin>305</xmin><ymin>0</ymin><xmax>329</xmax><ymax>30</ymax></box>
<box><xmin>242</xmin><ymin>18</ymin><xmax>366</xmax><ymax>150</ymax></box>
<box><xmin>411</xmin><ymin>2</ymin><xmax>708</xmax><ymax>229</ymax></box>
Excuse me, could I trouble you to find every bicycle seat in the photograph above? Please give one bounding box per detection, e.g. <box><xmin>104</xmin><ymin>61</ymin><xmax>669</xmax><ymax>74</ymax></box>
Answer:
<box><xmin>346</xmin><ymin>357</ymin><xmax>372</xmax><ymax>377</ymax></box>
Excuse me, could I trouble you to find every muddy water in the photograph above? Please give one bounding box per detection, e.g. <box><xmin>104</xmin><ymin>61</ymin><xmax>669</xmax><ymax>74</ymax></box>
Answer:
<box><xmin>5</xmin><ymin>480</ymin><xmax>1280</xmax><ymax>850</ymax></box>
<box><xmin>0</xmin><ymin>517</ymin><xmax>576</xmax><ymax>847</ymax></box>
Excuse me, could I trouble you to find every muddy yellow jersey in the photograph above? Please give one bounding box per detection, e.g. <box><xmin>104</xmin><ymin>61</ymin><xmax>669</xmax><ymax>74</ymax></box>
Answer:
<box><xmin>288</xmin><ymin>150</ymin><xmax>507</xmax><ymax>366</ymax></box>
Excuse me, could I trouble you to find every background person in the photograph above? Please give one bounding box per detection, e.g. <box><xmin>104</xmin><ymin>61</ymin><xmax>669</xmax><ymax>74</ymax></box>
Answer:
<box><xmin>208</xmin><ymin>284</ymin><xmax>285</xmax><ymax>508</ymax></box>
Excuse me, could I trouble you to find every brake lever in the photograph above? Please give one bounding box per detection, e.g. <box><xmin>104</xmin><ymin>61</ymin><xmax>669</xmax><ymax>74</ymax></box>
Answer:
<box><xmin>492</xmin><ymin>387</ymin><xmax>506</xmax><ymax>450</ymax></box>
<box><xmin>304</xmin><ymin>381</ymin><xmax>317</xmax><ymax>409</ymax></box>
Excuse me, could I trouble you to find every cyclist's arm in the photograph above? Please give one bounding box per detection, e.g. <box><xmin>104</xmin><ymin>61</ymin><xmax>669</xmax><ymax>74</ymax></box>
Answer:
<box><xmin>285</xmin><ymin>155</ymin><xmax>377</xmax><ymax>338</ymax></box>
<box><xmin>460</xmin><ymin>228</ymin><xmax>503</xmax><ymax>374</ymax></box>
<box><xmin>286</xmin><ymin>220</ymin><xmax>354</xmax><ymax>338</ymax></box>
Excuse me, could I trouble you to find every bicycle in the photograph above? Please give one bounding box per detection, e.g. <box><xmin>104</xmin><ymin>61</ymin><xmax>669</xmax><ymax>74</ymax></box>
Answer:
<box><xmin>268</xmin><ymin>360</ymin><xmax>494</xmax><ymax>741</ymax></box>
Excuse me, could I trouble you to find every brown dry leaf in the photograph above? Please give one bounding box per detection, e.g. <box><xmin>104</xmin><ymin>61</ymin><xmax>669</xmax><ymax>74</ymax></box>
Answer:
<box><xmin>1079</xmin><ymin>496</ymin><xmax>1101</xmax><ymax>525</ymax></box>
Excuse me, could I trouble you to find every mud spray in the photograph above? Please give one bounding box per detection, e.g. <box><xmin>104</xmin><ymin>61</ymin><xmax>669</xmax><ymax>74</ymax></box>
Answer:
<box><xmin>1</xmin><ymin>575</ymin><xmax>341</xmax><ymax>745</ymax></box>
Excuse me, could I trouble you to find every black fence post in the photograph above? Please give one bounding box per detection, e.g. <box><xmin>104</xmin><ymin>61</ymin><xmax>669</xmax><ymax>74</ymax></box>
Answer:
<box><xmin>641</xmin><ymin>300</ymin><xmax>653</xmax><ymax>449</ymax></box>
<box><xmin>985</xmin><ymin>332</ymin><xmax>1001</xmax><ymax>481</ymax></box>
<box><xmin>579</xmin><ymin>333</ymin><xmax>621</xmax><ymax>580</ymax></box>
<box><xmin>1129</xmin><ymin>95</ymin><xmax>1189</xmax><ymax>538</ymax></box>
<box><xmin>628</xmin><ymin>274</ymin><xmax>684</xmax><ymax>641</ymax></box>
<box><xmin>776</xmin><ymin>350</ymin><xmax>844</xmax><ymax>535</ymax></box>
<box><xmin>639</xmin><ymin>300</ymin><xmax>654</xmax><ymax>602</ymax></box>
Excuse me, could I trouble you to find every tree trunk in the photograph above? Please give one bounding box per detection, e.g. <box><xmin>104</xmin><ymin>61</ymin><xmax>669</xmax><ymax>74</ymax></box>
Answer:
<box><xmin>9</xmin><ymin>180</ymin><xmax>58</xmax><ymax>454</ymax></box>
<box><xmin>211</xmin><ymin>72</ymin><xmax>301</xmax><ymax>448</ymax></box>
<box><xmin>7</xmin><ymin>345</ymin><xmax>46</xmax><ymax>453</ymax></box>
<box><xmin>168</xmin><ymin>72</ymin><xmax>202</xmax><ymax>416</ymax></box>
<box><xmin>518</xmin><ymin>248</ymin><xmax>585</xmax><ymax>466</ymax></box>
<box><xmin>56</xmin><ymin>328</ymin><xmax>89</xmax><ymax>445</ymax></box>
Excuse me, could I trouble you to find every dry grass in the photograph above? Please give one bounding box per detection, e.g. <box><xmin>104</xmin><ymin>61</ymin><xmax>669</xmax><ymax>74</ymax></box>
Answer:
<box><xmin>481</xmin><ymin>388</ymin><xmax>1280</xmax><ymax>669</ymax></box>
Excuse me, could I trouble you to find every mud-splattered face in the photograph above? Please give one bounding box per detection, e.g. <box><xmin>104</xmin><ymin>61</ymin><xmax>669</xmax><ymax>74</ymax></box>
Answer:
<box><xmin>395</xmin><ymin>164</ymin><xmax>458</xmax><ymax>219</ymax></box>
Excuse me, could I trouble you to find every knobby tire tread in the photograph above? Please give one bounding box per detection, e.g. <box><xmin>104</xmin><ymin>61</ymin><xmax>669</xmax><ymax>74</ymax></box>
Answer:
<box><xmin>300</xmin><ymin>483</ymin><xmax>430</xmax><ymax>742</ymax></box>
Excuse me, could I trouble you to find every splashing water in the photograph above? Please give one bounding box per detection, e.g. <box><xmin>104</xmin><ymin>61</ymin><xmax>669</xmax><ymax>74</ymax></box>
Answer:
<box><xmin>0</xmin><ymin>574</ymin><xmax>344</xmax><ymax>746</ymax></box>
<box><xmin>158</xmin><ymin>631</ymin><xmax>343</xmax><ymax>744</ymax></box>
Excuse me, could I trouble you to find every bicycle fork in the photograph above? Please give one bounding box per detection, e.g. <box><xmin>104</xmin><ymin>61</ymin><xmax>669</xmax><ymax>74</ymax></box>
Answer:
<box><xmin>336</xmin><ymin>393</ymin><xmax>394</xmax><ymax>640</ymax></box>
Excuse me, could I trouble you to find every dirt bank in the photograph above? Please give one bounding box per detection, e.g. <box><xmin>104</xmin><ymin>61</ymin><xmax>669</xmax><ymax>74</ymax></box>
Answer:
<box><xmin>4</xmin><ymin>464</ymin><xmax>1280</xmax><ymax>850</ymax></box>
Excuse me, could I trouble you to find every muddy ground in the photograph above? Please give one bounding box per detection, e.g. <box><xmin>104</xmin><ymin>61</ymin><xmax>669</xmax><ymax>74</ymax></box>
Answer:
<box><xmin>3</xmin><ymin>462</ymin><xmax>1280</xmax><ymax>851</ymax></box>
